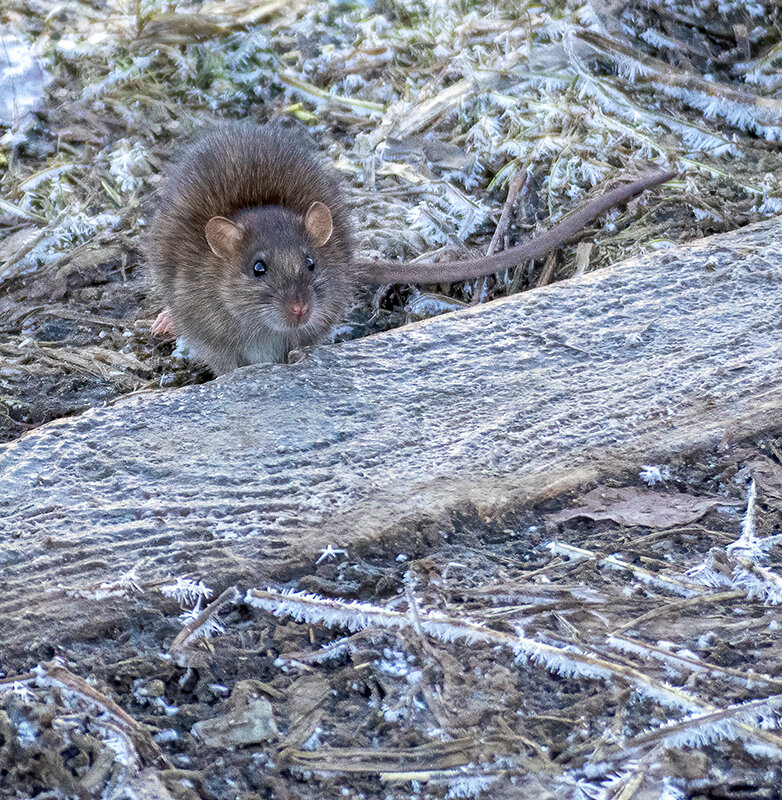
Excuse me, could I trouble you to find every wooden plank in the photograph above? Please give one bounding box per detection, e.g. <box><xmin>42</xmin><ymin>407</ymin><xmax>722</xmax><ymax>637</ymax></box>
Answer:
<box><xmin>2</xmin><ymin>217</ymin><xmax>782</xmax><ymax>656</ymax></box>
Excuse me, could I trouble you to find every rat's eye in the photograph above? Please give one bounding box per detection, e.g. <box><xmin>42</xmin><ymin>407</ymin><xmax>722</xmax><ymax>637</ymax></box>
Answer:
<box><xmin>253</xmin><ymin>259</ymin><xmax>267</xmax><ymax>277</ymax></box>
<box><xmin>305</xmin><ymin>256</ymin><xmax>315</xmax><ymax>272</ymax></box>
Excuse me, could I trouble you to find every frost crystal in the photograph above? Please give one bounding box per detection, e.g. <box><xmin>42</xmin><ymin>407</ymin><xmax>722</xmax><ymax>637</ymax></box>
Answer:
<box><xmin>732</xmin><ymin>562</ymin><xmax>782</xmax><ymax>605</ymax></box>
<box><xmin>161</xmin><ymin>577</ymin><xmax>214</xmax><ymax>607</ymax></box>
<box><xmin>109</xmin><ymin>140</ymin><xmax>149</xmax><ymax>193</ymax></box>
<box><xmin>639</xmin><ymin>464</ymin><xmax>671</xmax><ymax>485</ymax></box>
<box><xmin>103</xmin><ymin>729</ymin><xmax>136</xmax><ymax>768</ymax></box>
<box><xmin>407</xmin><ymin>183</ymin><xmax>489</xmax><ymax>246</ymax></box>
<box><xmin>10</xmin><ymin>681</ymin><xmax>35</xmax><ymax>704</ymax></box>
<box><xmin>316</xmin><ymin>544</ymin><xmax>348</xmax><ymax>564</ymax></box>
<box><xmin>445</xmin><ymin>774</ymin><xmax>499</xmax><ymax>798</ymax></box>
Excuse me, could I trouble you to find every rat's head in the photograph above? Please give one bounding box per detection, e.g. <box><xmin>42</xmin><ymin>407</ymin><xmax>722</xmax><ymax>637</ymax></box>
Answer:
<box><xmin>203</xmin><ymin>202</ymin><xmax>351</xmax><ymax>341</ymax></box>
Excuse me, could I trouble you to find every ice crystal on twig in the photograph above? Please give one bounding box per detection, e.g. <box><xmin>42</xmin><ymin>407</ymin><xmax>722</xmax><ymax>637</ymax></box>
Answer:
<box><xmin>247</xmin><ymin>587</ymin><xmax>702</xmax><ymax>711</ymax></box>
<box><xmin>161</xmin><ymin>577</ymin><xmax>214</xmax><ymax>607</ymax></box>
<box><xmin>103</xmin><ymin>727</ymin><xmax>137</xmax><ymax>768</ymax></box>
<box><xmin>608</xmin><ymin>636</ymin><xmax>707</xmax><ymax>678</ymax></box>
<box><xmin>94</xmin><ymin>566</ymin><xmax>143</xmax><ymax>601</ymax></box>
<box><xmin>732</xmin><ymin>561</ymin><xmax>782</xmax><ymax>605</ymax></box>
<box><xmin>179</xmin><ymin>595</ymin><xmax>225</xmax><ymax>635</ymax></box>
<box><xmin>728</xmin><ymin>479</ymin><xmax>757</xmax><ymax>553</ymax></box>
<box><xmin>168</xmin><ymin>586</ymin><xmax>239</xmax><ymax>661</ymax></box>
<box><xmin>548</xmin><ymin>541</ymin><xmax>702</xmax><ymax>597</ymax></box>
<box><xmin>653</xmin><ymin>694</ymin><xmax>782</xmax><ymax>752</ymax></box>
<box><xmin>686</xmin><ymin>549</ymin><xmax>734</xmax><ymax>589</ymax></box>
<box><xmin>721</xmin><ymin>479</ymin><xmax>782</xmax><ymax>603</ymax></box>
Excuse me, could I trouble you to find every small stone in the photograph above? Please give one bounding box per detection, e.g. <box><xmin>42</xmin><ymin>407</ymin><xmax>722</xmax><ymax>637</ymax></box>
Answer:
<box><xmin>192</xmin><ymin>681</ymin><xmax>279</xmax><ymax>748</ymax></box>
<box><xmin>145</xmin><ymin>679</ymin><xmax>165</xmax><ymax>698</ymax></box>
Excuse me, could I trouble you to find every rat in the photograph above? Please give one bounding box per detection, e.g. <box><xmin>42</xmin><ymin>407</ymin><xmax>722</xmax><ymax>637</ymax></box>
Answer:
<box><xmin>146</xmin><ymin>121</ymin><xmax>675</xmax><ymax>374</ymax></box>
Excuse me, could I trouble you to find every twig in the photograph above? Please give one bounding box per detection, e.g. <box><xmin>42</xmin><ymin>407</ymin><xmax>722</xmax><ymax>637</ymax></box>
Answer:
<box><xmin>610</xmin><ymin>590</ymin><xmax>743</xmax><ymax>635</ymax></box>
<box><xmin>471</xmin><ymin>169</ymin><xmax>527</xmax><ymax>305</ymax></box>
<box><xmin>0</xmin><ymin>672</ymin><xmax>36</xmax><ymax>685</ymax></box>
<box><xmin>169</xmin><ymin>585</ymin><xmax>240</xmax><ymax>664</ymax></box>
<box><xmin>573</xmin><ymin>241</ymin><xmax>593</xmax><ymax>277</ymax></box>
<box><xmin>37</xmin><ymin>662</ymin><xmax>173</xmax><ymax>769</ymax></box>
<box><xmin>278</xmin><ymin>72</ymin><xmax>384</xmax><ymax>116</ymax></box>
<box><xmin>548</xmin><ymin>541</ymin><xmax>705</xmax><ymax>597</ymax></box>
<box><xmin>535</xmin><ymin>250</ymin><xmax>557</xmax><ymax>288</ymax></box>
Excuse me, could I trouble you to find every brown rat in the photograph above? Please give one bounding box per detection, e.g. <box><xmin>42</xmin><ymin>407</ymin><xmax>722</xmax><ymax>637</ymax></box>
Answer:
<box><xmin>147</xmin><ymin>121</ymin><xmax>675</xmax><ymax>374</ymax></box>
<box><xmin>147</xmin><ymin>123</ymin><xmax>355</xmax><ymax>374</ymax></box>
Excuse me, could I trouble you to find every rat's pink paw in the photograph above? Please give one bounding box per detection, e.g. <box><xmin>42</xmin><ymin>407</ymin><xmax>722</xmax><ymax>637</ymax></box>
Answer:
<box><xmin>151</xmin><ymin>308</ymin><xmax>174</xmax><ymax>337</ymax></box>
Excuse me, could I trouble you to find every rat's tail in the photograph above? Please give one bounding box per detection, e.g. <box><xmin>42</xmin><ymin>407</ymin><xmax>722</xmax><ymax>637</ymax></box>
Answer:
<box><xmin>357</xmin><ymin>169</ymin><xmax>677</xmax><ymax>285</ymax></box>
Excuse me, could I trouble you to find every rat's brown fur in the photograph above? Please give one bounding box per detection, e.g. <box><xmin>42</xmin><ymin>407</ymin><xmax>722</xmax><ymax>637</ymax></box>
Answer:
<box><xmin>146</xmin><ymin>122</ymin><xmax>355</xmax><ymax>373</ymax></box>
<box><xmin>147</xmin><ymin>122</ymin><xmax>675</xmax><ymax>374</ymax></box>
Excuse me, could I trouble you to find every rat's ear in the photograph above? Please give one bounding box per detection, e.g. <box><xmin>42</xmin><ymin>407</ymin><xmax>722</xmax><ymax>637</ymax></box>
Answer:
<box><xmin>304</xmin><ymin>201</ymin><xmax>333</xmax><ymax>247</ymax></box>
<box><xmin>205</xmin><ymin>216</ymin><xmax>243</xmax><ymax>259</ymax></box>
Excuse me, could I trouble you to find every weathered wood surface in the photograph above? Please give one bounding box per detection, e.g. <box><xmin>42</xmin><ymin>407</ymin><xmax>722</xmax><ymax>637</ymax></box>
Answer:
<box><xmin>2</xmin><ymin>217</ymin><xmax>782</xmax><ymax>656</ymax></box>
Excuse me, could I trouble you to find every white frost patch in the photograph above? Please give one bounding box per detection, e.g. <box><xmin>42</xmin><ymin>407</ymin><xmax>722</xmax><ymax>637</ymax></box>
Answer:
<box><xmin>15</xmin><ymin>717</ymin><xmax>39</xmax><ymax>747</ymax></box>
<box><xmin>446</xmin><ymin>774</ymin><xmax>499</xmax><ymax>798</ymax></box>
<box><xmin>109</xmin><ymin>139</ymin><xmax>150</xmax><ymax>193</ymax></box>
<box><xmin>302</xmin><ymin>726</ymin><xmax>323</xmax><ymax>751</ymax></box>
<box><xmin>639</xmin><ymin>464</ymin><xmax>671</xmax><ymax>485</ymax></box>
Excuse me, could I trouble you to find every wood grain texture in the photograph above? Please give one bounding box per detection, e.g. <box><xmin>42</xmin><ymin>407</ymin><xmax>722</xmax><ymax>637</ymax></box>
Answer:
<box><xmin>2</xmin><ymin>217</ymin><xmax>782</xmax><ymax>656</ymax></box>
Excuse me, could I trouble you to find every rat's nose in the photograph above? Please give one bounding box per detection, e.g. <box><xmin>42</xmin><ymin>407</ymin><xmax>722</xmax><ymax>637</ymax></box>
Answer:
<box><xmin>288</xmin><ymin>301</ymin><xmax>311</xmax><ymax>324</ymax></box>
